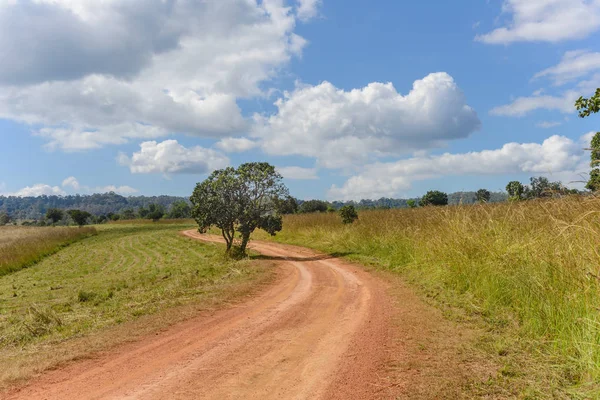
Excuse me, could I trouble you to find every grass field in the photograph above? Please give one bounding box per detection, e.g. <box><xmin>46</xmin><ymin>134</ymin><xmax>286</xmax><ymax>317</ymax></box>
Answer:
<box><xmin>258</xmin><ymin>196</ymin><xmax>600</xmax><ymax>398</ymax></box>
<box><xmin>0</xmin><ymin>223</ymin><xmax>272</xmax><ymax>387</ymax></box>
<box><xmin>0</xmin><ymin>226</ymin><xmax>97</xmax><ymax>277</ymax></box>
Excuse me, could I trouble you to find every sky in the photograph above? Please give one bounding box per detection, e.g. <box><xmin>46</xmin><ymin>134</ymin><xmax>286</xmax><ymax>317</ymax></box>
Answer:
<box><xmin>1</xmin><ymin>0</ymin><xmax>600</xmax><ymax>201</ymax></box>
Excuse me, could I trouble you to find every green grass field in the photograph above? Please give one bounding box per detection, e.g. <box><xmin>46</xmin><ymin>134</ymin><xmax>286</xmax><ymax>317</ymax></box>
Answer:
<box><xmin>257</xmin><ymin>196</ymin><xmax>600</xmax><ymax>398</ymax></box>
<box><xmin>0</xmin><ymin>226</ymin><xmax>97</xmax><ymax>276</ymax></box>
<box><xmin>0</xmin><ymin>223</ymin><xmax>272</xmax><ymax>387</ymax></box>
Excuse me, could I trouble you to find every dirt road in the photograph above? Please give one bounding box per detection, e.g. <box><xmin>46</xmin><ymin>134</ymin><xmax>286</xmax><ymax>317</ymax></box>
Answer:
<box><xmin>6</xmin><ymin>231</ymin><xmax>394</xmax><ymax>400</ymax></box>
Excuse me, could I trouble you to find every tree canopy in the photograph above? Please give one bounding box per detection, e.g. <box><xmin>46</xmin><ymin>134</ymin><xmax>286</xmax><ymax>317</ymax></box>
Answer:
<box><xmin>67</xmin><ymin>209</ymin><xmax>91</xmax><ymax>227</ymax></box>
<box><xmin>476</xmin><ymin>189</ymin><xmax>491</xmax><ymax>203</ymax></box>
<box><xmin>190</xmin><ymin>162</ymin><xmax>288</xmax><ymax>255</ymax></box>
<box><xmin>45</xmin><ymin>208</ymin><xmax>64</xmax><ymax>224</ymax></box>
<box><xmin>339</xmin><ymin>205</ymin><xmax>358</xmax><ymax>224</ymax></box>
<box><xmin>420</xmin><ymin>190</ymin><xmax>448</xmax><ymax>206</ymax></box>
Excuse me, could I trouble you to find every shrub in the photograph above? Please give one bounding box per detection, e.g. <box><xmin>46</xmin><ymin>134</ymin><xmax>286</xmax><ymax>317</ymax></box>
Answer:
<box><xmin>339</xmin><ymin>205</ymin><xmax>358</xmax><ymax>224</ymax></box>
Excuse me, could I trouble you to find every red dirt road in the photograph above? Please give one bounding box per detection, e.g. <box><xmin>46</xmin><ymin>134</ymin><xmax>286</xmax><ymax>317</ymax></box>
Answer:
<box><xmin>6</xmin><ymin>231</ymin><xmax>394</xmax><ymax>400</ymax></box>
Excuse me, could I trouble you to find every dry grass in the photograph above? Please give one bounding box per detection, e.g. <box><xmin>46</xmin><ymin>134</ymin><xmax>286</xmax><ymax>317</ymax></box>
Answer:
<box><xmin>257</xmin><ymin>195</ymin><xmax>600</xmax><ymax>398</ymax></box>
<box><xmin>0</xmin><ymin>226</ymin><xmax>97</xmax><ymax>276</ymax></box>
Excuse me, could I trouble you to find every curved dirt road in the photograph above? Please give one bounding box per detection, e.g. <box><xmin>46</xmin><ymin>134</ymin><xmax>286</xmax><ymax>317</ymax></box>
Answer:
<box><xmin>7</xmin><ymin>231</ymin><xmax>393</xmax><ymax>400</ymax></box>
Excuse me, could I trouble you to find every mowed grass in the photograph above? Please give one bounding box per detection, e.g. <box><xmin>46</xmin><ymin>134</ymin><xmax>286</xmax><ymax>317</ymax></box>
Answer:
<box><xmin>258</xmin><ymin>196</ymin><xmax>600</xmax><ymax>397</ymax></box>
<box><xmin>0</xmin><ymin>223</ymin><xmax>272</xmax><ymax>387</ymax></box>
<box><xmin>0</xmin><ymin>226</ymin><xmax>97</xmax><ymax>277</ymax></box>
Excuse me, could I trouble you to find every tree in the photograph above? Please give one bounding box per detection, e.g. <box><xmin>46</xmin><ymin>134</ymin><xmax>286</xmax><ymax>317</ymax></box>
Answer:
<box><xmin>420</xmin><ymin>190</ymin><xmax>448</xmax><ymax>206</ymax></box>
<box><xmin>339</xmin><ymin>205</ymin><xmax>358</xmax><ymax>224</ymax></box>
<box><xmin>146</xmin><ymin>204</ymin><xmax>165</xmax><ymax>222</ymax></box>
<box><xmin>274</xmin><ymin>196</ymin><xmax>298</xmax><ymax>215</ymax></box>
<box><xmin>167</xmin><ymin>201</ymin><xmax>191</xmax><ymax>219</ymax></box>
<box><xmin>299</xmin><ymin>200</ymin><xmax>329</xmax><ymax>213</ymax></box>
<box><xmin>506</xmin><ymin>181</ymin><xmax>524</xmax><ymax>201</ymax></box>
<box><xmin>137</xmin><ymin>207</ymin><xmax>149</xmax><ymax>218</ymax></box>
<box><xmin>575</xmin><ymin>89</ymin><xmax>600</xmax><ymax>191</ymax></box>
<box><xmin>120</xmin><ymin>208</ymin><xmax>136</xmax><ymax>220</ymax></box>
<box><xmin>0</xmin><ymin>212</ymin><xmax>10</xmax><ymax>225</ymax></box>
<box><xmin>475</xmin><ymin>189</ymin><xmax>491</xmax><ymax>203</ymax></box>
<box><xmin>190</xmin><ymin>162</ymin><xmax>288</xmax><ymax>255</ymax></box>
<box><xmin>67</xmin><ymin>209</ymin><xmax>91</xmax><ymax>227</ymax></box>
<box><xmin>406</xmin><ymin>199</ymin><xmax>417</xmax><ymax>208</ymax></box>
<box><xmin>45</xmin><ymin>208</ymin><xmax>64</xmax><ymax>225</ymax></box>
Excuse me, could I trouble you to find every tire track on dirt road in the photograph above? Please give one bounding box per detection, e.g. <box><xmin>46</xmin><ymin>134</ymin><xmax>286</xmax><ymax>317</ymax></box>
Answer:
<box><xmin>5</xmin><ymin>230</ymin><xmax>394</xmax><ymax>400</ymax></box>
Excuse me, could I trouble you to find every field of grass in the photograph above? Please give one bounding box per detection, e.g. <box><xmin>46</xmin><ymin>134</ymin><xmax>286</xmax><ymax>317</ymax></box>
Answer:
<box><xmin>258</xmin><ymin>196</ymin><xmax>600</xmax><ymax>398</ymax></box>
<box><xmin>0</xmin><ymin>223</ymin><xmax>272</xmax><ymax>387</ymax></box>
<box><xmin>0</xmin><ymin>226</ymin><xmax>97</xmax><ymax>277</ymax></box>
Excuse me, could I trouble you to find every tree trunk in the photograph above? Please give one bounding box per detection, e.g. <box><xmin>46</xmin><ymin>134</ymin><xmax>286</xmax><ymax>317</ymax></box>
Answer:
<box><xmin>239</xmin><ymin>232</ymin><xmax>251</xmax><ymax>255</ymax></box>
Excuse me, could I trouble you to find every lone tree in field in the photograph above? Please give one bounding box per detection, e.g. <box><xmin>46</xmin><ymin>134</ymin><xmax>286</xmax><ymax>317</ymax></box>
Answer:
<box><xmin>420</xmin><ymin>190</ymin><xmax>448</xmax><ymax>206</ymax></box>
<box><xmin>274</xmin><ymin>195</ymin><xmax>299</xmax><ymax>215</ymax></box>
<box><xmin>406</xmin><ymin>199</ymin><xmax>417</xmax><ymax>208</ymax></box>
<box><xmin>146</xmin><ymin>204</ymin><xmax>165</xmax><ymax>222</ymax></box>
<box><xmin>506</xmin><ymin>181</ymin><xmax>524</xmax><ymax>201</ymax></box>
<box><xmin>575</xmin><ymin>89</ymin><xmax>600</xmax><ymax>191</ymax></box>
<box><xmin>476</xmin><ymin>189</ymin><xmax>491</xmax><ymax>203</ymax></box>
<box><xmin>67</xmin><ymin>209</ymin><xmax>91</xmax><ymax>227</ymax></box>
<box><xmin>299</xmin><ymin>199</ymin><xmax>329</xmax><ymax>213</ymax></box>
<box><xmin>46</xmin><ymin>208</ymin><xmax>64</xmax><ymax>225</ymax></box>
<box><xmin>339</xmin><ymin>205</ymin><xmax>358</xmax><ymax>224</ymax></box>
<box><xmin>190</xmin><ymin>162</ymin><xmax>288</xmax><ymax>255</ymax></box>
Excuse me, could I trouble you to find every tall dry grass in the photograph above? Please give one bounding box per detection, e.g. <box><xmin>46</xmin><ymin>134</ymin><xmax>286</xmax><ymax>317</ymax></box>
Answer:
<box><xmin>265</xmin><ymin>196</ymin><xmax>600</xmax><ymax>394</ymax></box>
<box><xmin>0</xmin><ymin>226</ymin><xmax>96</xmax><ymax>276</ymax></box>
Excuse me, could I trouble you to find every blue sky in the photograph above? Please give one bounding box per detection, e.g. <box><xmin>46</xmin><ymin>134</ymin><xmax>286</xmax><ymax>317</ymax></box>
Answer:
<box><xmin>1</xmin><ymin>0</ymin><xmax>599</xmax><ymax>200</ymax></box>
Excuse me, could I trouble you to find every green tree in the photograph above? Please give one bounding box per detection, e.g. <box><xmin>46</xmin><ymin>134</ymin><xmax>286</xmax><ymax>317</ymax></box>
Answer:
<box><xmin>406</xmin><ymin>199</ymin><xmax>417</xmax><ymax>208</ymax></box>
<box><xmin>420</xmin><ymin>190</ymin><xmax>448</xmax><ymax>206</ymax></box>
<box><xmin>274</xmin><ymin>196</ymin><xmax>298</xmax><ymax>215</ymax></box>
<box><xmin>146</xmin><ymin>204</ymin><xmax>165</xmax><ymax>222</ymax></box>
<box><xmin>167</xmin><ymin>201</ymin><xmax>191</xmax><ymax>219</ymax></box>
<box><xmin>190</xmin><ymin>162</ymin><xmax>288</xmax><ymax>255</ymax></box>
<box><xmin>137</xmin><ymin>207</ymin><xmax>149</xmax><ymax>218</ymax></box>
<box><xmin>67</xmin><ymin>209</ymin><xmax>91</xmax><ymax>227</ymax></box>
<box><xmin>339</xmin><ymin>205</ymin><xmax>358</xmax><ymax>224</ymax></box>
<box><xmin>299</xmin><ymin>199</ymin><xmax>329</xmax><ymax>213</ymax></box>
<box><xmin>506</xmin><ymin>181</ymin><xmax>524</xmax><ymax>201</ymax></box>
<box><xmin>45</xmin><ymin>208</ymin><xmax>64</xmax><ymax>225</ymax></box>
<box><xmin>575</xmin><ymin>89</ymin><xmax>600</xmax><ymax>191</ymax></box>
<box><xmin>0</xmin><ymin>212</ymin><xmax>10</xmax><ymax>225</ymax></box>
<box><xmin>475</xmin><ymin>189</ymin><xmax>491</xmax><ymax>203</ymax></box>
<box><xmin>120</xmin><ymin>208</ymin><xmax>136</xmax><ymax>220</ymax></box>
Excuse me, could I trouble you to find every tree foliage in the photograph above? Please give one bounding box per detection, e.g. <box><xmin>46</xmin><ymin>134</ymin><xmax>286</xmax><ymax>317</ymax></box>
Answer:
<box><xmin>0</xmin><ymin>212</ymin><xmax>10</xmax><ymax>225</ymax></box>
<box><xmin>167</xmin><ymin>201</ymin><xmax>191</xmax><ymax>219</ymax></box>
<box><xmin>476</xmin><ymin>189</ymin><xmax>491</xmax><ymax>203</ymax></box>
<box><xmin>299</xmin><ymin>199</ymin><xmax>329</xmax><ymax>213</ymax></box>
<box><xmin>146</xmin><ymin>204</ymin><xmax>165</xmax><ymax>222</ymax></box>
<box><xmin>420</xmin><ymin>190</ymin><xmax>448</xmax><ymax>206</ymax></box>
<box><xmin>190</xmin><ymin>162</ymin><xmax>288</xmax><ymax>255</ymax></box>
<box><xmin>406</xmin><ymin>199</ymin><xmax>417</xmax><ymax>208</ymax></box>
<box><xmin>506</xmin><ymin>181</ymin><xmax>525</xmax><ymax>201</ymax></box>
<box><xmin>339</xmin><ymin>205</ymin><xmax>358</xmax><ymax>224</ymax></box>
<box><xmin>67</xmin><ymin>209</ymin><xmax>92</xmax><ymax>227</ymax></box>
<box><xmin>575</xmin><ymin>88</ymin><xmax>600</xmax><ymax>118</ymax></box>
<box><xmin>45</xmin><ymin>208</ymin><xmax>64</xmax><ymax>224</ymax></box>
<box><xmin>274</xmin><ymin>195</ymin><xmax>299</xmax><ymax>215</ymax></box>
<box><xmin>575</xmin><ymin>89</ymin><xmax>600</xmax><ymax>191</ymax></box>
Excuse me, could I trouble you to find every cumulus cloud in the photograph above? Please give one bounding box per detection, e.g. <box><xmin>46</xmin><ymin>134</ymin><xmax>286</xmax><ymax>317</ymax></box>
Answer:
<box><xmin>297</xmin><ymin>0</ymin><xmax>321</xmax><ymax>21</ymax></box>
<box><xmin>62</xmin><ymin>176</ymin><xmax>80</xmax><ymax>190</ymax></box>
<box><xmin>476</xmin><ymin>0</ymin><xmax>600</xmax><ymax>44</ymax></box>
<box><xmin>277</xmin><ymin>166</ymin><xmax>318</xmax><ymax>179</ymax></box>
<box><xmin>94</xmin><ymin>185</ymin><xmax>139</xmax><ymax>195</ymax></box>
<box><xmin>328</xmin><ymin>135</ymin><xmax>587</xmax><ymax>200</ymax></box>
<box><xmin>119</xmin><ymin>140</ymin><xmax>229</xmax><ymax>175</ymax></box>
<box><xmin>533</xmin><ymin>50</ymin><xmax>600</xmax><ymax>86</ymax></box>
<box><xmin>5</xmin><ymin>184</ymin><xmax>67</xmax><ymax>197</ymax></box>
<box><xmin>0</xmin><ymin>0</ymin><xmax>308</xmax><ymax>150</ymax></box>
<box><xmin>253</xmin><ymin>73</ymin><xmax>480</xmax><ymax>169</ymax></box>
<box><xmin>215</xmin><ymin>137</ymin><xmax>258</xmax><ymax>153</ymax></box>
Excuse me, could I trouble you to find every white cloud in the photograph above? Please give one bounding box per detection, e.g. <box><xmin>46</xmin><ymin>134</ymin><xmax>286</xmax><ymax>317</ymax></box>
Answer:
<box><xmin>329</xmin><ymin>135</ymin><xmax>587</xmax><ymax>200</ymax></box>
<box><xmin>62</xmin><ymin>176</ymin><xmax>80</xmax><ymax>190</ymax></box>
<box><xmin>297</xmin><ymin>0</ymin><xmax>321</xmax><ymax>21</ymax></box>
<box><xmin>5</xmin><ymin>184</ymin><xmax>67</xmax><ymax>197</ymax></box>
<box><xmin>533</xmin><ymin>50</ymin><xmax>600</xmax><ymax>85</ymax></box>
<box><xmin>476</xmin><ymin>0</ymin><xmax>600</xmax><ymax>44</ymax></box>
<box><xmin>277</xmin><ymin>166</ymin><xmax>318</xmax><ymax>179</ymax></box>
<box><xmin>253</xmin><ymin>72</ymin><xmax>480</xmax><ymax>169</ymax></box>
<box><xmin>0</xmin><ymin>0</ymin><xmax>308</xmax><ymax>150</ymax></box>
<box><xmin>490</xmin><ymin>91</ymin><xmax>579</xmax><ymax>116</ymax></box>
<box><xmin>536</xmin><ymin>121</ymin><xmax>562</xmax><ymax>128</ymax></box>
<box><xmin>119</xmin><ymin>140</ymin><xmax>229</xmax><ymax>175</ymax></box>
<box><xmin>215</xmin><ymin>137</ymin><xmax>258</xmax><ymax>153</ymax></box>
